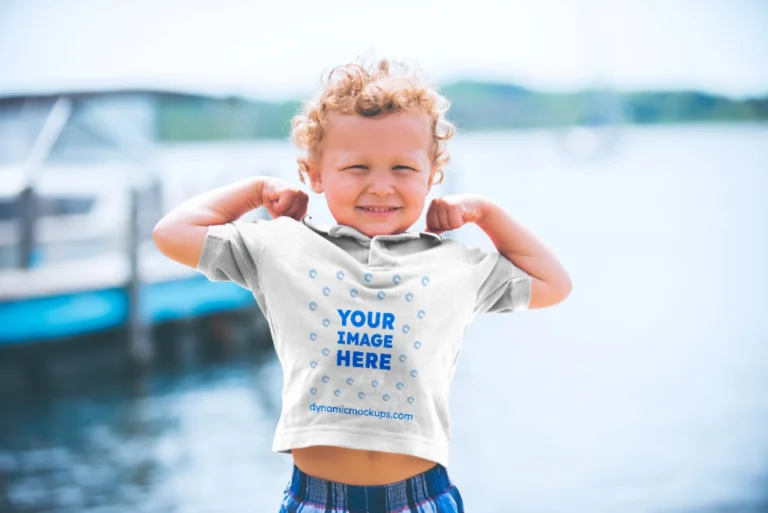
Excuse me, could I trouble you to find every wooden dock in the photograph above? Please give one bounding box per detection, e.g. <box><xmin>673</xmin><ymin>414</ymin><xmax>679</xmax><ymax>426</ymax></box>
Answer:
<box><xmin>0</xmin><ymin>92</ymin><xmax>281</xmax><ymax>392</ymax></box>
<box><xmin>0</xmin><ymin>239</ymin><xmax>257</xmax><ymax>346</ymax></box>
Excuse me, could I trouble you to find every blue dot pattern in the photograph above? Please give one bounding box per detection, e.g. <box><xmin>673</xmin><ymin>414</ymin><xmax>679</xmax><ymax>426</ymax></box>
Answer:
<box><xmin>305</xmin><ymin>267</ymin><xmax>432</xmax><ymax>411</ymax></box>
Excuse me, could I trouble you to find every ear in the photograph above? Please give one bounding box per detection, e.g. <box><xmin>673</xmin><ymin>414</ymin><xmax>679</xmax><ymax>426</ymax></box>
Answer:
<box><xmin>303</xmin><ymin>159</ymin><xmax>324</xmax><ymax>194</ymax></box>
<box><xmin>427</xmin><ymin>165</ymin><xmax>443</xmax><ymax>195</ymax></box>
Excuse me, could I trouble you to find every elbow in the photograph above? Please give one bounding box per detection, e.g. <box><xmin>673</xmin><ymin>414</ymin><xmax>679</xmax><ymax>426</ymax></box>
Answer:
<box><xmin>528</xmin><ymin>276</ymin><xmax>572</xmax><ymax>310</ymax></box>
<box><xmin>557</xmin><ymin>276</ymin><xmax>573</xmax><ymax>303</ymax></box>
<box><xmin>547</xmin><ymin>275</ymin><xmax>573</xmax><ymax>307</ymax></box>
<box><xmin>152</xmin><ymin>219</ymin><xmax>173</xmax><ymax>255</ymax></box>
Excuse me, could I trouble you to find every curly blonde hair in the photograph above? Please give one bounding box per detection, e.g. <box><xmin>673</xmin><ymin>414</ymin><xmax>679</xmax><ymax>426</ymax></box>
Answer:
<box><xmin>290</xmin><ymin>57</ymin><xmax>456</xmax><ymax>186</ymax></box>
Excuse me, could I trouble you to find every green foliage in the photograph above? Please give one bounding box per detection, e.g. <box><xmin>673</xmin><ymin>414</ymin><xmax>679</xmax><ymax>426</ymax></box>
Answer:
<box><xmin>155</xmin><ymin>85</ymin><xmax>768</xmax><ymax>142</ymax></box>
<box><xmin>157</xmin><ymin>93</ymin><xmax>300</xmax><ymax>141</ymax></box>
<box><xmin>625</xmin><ymin>91</ymin><xmax>764</xmax><ymax>123</ymax></box>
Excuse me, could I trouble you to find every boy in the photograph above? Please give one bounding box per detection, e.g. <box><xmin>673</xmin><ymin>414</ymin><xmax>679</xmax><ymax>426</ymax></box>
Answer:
<box><xmin>153</xmin><ymin>58</ymin><xmax>571</xmax><ymax>512</ymax></box>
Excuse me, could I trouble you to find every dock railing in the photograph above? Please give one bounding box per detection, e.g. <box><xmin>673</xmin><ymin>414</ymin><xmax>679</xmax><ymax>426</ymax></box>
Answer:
<box><xmin>17</xmin><ymin>96</ymin><xmax>73</xmax><ymax>269</ymax></box>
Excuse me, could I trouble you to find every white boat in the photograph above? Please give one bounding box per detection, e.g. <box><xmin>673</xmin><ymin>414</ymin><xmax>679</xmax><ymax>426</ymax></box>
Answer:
<box><xmin>0</xmin><ymin>92</ymin><xmax>162</xmax><ymax>270</ymax></box>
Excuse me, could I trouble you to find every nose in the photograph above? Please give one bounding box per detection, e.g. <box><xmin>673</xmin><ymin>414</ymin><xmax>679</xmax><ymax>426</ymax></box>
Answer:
<box><xmin>365</xmin><ymin>170</ymin><xmax>396</xmax><ymax>196</ymax></box>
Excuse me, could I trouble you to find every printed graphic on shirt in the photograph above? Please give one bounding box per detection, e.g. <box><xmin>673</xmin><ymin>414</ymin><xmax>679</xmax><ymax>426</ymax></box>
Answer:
<box><xmin>305</xmin><ymin>268</ymin><xmax>432</xmax><ymax>408</ymax></box>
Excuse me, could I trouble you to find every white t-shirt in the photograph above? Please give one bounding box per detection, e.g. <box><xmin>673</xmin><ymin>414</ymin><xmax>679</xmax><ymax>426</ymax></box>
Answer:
<box><xmin>196</xmin><ymin>215</ymin><xmax>531</xmax><ymax>467</ymax></box>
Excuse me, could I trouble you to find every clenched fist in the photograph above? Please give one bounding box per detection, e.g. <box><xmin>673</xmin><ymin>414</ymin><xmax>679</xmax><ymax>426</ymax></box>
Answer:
<box><xmin>260</xmin><ymin>178</ymin><xmax>309</xmax><ymax>221</ymax></box>
<box><xmin>425</xmin><ymin>194</ymin><xmax>488</xmax><ymax>234</ymax></box>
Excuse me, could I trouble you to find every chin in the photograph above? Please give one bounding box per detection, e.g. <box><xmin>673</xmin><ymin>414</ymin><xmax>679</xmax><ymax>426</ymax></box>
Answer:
<box><xmin>334</xmin><ymin>209</ymin><xmax>417</xmax><ymax>237</ymax></box>
<box><xmin>358</xmin><ymin>225</ymin><xmax>398</xmax><ymax>237</ymax></box>
<box><xmin>358</xmin><ymin>220</ymin><xmax>409</xmax><ymax>237</ymax></box>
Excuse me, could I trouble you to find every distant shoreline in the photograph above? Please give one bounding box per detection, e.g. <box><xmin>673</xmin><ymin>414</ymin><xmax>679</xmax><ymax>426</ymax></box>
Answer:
<box><xmin>154</xmin><ymin>82</ymin><xmax>768</xmax><ymax>141</ymax></box>
<box><xmin>1</xmin><ymin>82</ymin><xmax>764</xmax><ymax>142</ymax></box>
<box><xmin>156</xmin><ymin>119</ymin><xmax>768</xmax><ymax>145</ymax></box>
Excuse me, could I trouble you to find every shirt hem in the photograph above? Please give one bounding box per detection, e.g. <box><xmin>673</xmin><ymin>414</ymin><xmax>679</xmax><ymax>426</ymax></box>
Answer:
<box><xmin>272</xmin><ymin>429</ymin><xmax>450</xmax><ymax>468</ymax></box>
<box><xmin>196</xmin><ymin>226</ymin><xmax>229</xmax><ymax>278</ymax></box>
<box><xmin>513</xmin><ymin>275</ymin><xmax>532</xmax><ymax>311</ymax></box>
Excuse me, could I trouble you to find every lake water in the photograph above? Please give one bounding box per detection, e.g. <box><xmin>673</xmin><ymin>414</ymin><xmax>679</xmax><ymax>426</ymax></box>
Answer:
<box><xmin>1</xmin><ymin>124</ymin><xmax>767</xmax><ymax>512</ymax></box>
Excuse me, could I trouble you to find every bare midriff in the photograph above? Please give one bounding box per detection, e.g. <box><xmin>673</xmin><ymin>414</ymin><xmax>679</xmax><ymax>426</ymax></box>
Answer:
<box><xmin>292</xmin><ymin>446</ymin><xmax>438</xmax><ymax>485</ymax></box>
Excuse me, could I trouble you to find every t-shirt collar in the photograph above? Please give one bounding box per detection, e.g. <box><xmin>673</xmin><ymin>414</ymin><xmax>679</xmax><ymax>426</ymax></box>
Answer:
<box><xmin>301</xmin><ymin>215</ymin><xmax>441</xmax><ymax>244</ymax></box>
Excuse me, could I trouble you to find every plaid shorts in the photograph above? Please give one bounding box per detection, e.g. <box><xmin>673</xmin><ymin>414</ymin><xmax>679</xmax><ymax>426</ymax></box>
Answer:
<box><xmin>279</xmin><ymin>462</ymin><xmax>465</xmax><ymax>513</ymax></box>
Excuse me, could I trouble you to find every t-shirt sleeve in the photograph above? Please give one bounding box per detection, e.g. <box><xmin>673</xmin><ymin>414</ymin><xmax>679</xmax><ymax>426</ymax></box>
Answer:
<box><xmin>464</xmin><ymin>245</ymin><xmax>532</xmax><ymax>315</ymax></box>
<box><xmin>195</xmin><ymin>219</ymin><xmax>268</xmax><ymax>292</ymax></box>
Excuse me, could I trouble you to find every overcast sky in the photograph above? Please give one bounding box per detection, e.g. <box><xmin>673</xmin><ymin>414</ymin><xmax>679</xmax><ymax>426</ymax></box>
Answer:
<box><xmin>0</xmin><ymin>0</ymin><xmax>766</xmax><ymax>100</ymax></box>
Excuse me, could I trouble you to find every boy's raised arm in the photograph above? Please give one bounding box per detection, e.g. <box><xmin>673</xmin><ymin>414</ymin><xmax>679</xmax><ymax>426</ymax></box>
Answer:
<box><xmin>152</xmin><ymin>176</ymin><xmax>308</xmax><ymax>269</ymax></box>
<box><xmin>475</xmin><ymin>201</ymin><xmax>572</xmax><ymax>309</ymax></box>
<box><xmin>426</xmin><ymin>194</ymin><xmax>572</xmax><ymax>310</ymax></box>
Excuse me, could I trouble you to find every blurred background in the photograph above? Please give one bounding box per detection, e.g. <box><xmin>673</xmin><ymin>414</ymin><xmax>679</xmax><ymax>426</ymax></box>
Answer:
<box><xmin>0</xmin><ymin>0</ymin><xmax>767</xmax><ymax>512</ymax></box>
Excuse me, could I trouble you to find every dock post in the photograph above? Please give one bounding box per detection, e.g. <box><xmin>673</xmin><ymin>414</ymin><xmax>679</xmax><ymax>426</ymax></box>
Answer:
<box><xmin>17</xmin><ymin>185</ymin><xmax>37</xmax><ymax>269</ymax></box>
<box><xmin>174</xmin><ymin>317</ymin><xmax>201</xmax><ymax>370</ymax></box>
<box><xmin>16</xmin><ymin>96</ymin><xmax>73</xmax><ymax>269</ymax></box>
<box><xmin>127</xmin><ymin>186</ymin><xmax>153</xmax><ymax>368</ymax></box>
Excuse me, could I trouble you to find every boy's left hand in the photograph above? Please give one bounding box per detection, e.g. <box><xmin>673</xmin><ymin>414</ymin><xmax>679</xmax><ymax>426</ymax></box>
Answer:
<box><xmin>425</xmin><ymin>194</ymin><xmax>489</xmax><ymax>234</ymax></box>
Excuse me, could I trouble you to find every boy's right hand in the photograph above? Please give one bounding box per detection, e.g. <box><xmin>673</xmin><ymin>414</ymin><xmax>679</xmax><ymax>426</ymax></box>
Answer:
<box><xmin>153</xmin><ymin>176</ymin><xmax>309</xmax><ymax>270</ymax></box>
<box><xmin>260</xmin><ymin>177</ymin><xmax>309</xmax><ymax>221</ymax></box>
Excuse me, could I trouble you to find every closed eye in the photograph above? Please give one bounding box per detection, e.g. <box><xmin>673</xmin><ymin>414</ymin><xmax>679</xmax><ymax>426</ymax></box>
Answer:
<box><xmin>341</xmin><ymin>165</ymin><xmax>417</xmax><ymax>171</ymax></box>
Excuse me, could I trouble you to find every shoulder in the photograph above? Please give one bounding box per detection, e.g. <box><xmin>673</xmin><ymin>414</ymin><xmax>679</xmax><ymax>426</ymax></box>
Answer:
<box><xmin>240</xmin><ymin>216</ymin><xmax>325</xmax><ymax>251</ymax></box>
<box><xmin>233</xmin><ymin>215</ymin><xmax>303</xmax><ymax>235</ymax></box>
<box><xmin>431</xmin><ymin>237</ymin><xmax>489</xmax><ymax>263</ymax></box>
<box><xmin>213</xmin><ymin>217</ymin><xmax>306</xmax><ymax>254</ymax></box>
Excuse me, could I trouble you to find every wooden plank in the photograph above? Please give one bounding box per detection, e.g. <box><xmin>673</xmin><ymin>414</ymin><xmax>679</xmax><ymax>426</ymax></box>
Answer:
<box><xmin>0</xmin><ymin>241</ymin><xmax>204</xmax><ymax>301</ymax></box>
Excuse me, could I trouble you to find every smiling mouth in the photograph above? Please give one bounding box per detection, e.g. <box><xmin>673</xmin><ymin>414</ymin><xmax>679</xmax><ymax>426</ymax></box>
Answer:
<box><xmin>357</xmin><ymin>206</ymin><xmax>401</xmax><ymax>212</ymax></box>
<box><xmin>356</xmin><ymin>206</ymin><xmax>402</xmax><ymax>216</ymax></box>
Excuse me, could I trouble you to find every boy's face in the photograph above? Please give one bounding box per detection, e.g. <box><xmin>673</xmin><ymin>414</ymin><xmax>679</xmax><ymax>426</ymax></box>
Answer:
<box><xmin>306</xmin><ymin>110</ymin><xmax>437</xmax><ymax>237</ymax></box>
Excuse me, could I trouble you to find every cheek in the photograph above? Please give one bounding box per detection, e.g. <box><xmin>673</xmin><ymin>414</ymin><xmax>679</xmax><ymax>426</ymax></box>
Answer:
<box><xmin>323</xmin><ymin>176</ymin><xmax>358</xmax><ymax>206</ymax></box>
<box><xmin>404</xmin><ymin>176</ymin><xmax>431</xmax><ymax>202</ymax></box>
